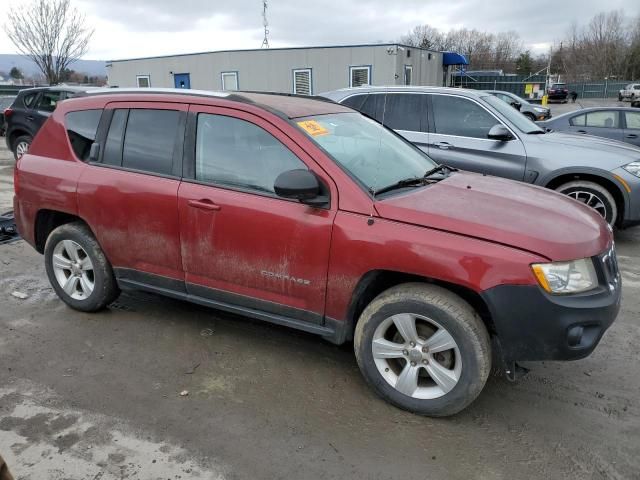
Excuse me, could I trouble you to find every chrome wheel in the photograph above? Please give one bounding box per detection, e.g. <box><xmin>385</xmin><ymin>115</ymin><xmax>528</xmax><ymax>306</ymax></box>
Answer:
<box><xmin>372</xmin><ymin>313</ymin><xmax>462</xmax><ymax>399</ymax></box>
<box><xmin>15</xmin><ymin>141</ymin><xmax>29</xmax><ymax>158</ymax></box>
<box><xmin>51</xmin><ymin>240</ymin><xmax>95</xmax><ymax>300</ymax></box>
<box><xmin>565</xmin><ymin>190</ymin><xmax>607</xmax><ymax>219</ymax></box>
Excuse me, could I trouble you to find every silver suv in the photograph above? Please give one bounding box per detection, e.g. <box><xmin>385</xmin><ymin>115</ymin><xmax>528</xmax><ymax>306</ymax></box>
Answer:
<box><xmin>321</xmin><ymin>86</ymin><xmax>640</xmax><ymax>227</ymax></box>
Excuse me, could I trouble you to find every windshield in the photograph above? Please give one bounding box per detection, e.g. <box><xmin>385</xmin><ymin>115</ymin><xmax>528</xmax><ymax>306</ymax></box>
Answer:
<box><xmin>295</xmin><ymin>113</ymin><xmax>437</xmax><ymax>194</ymax></box>
<box><xmin>482</xmin><ymin>95</ymin><xmax>544</xmax><ymax>134</ymax></box>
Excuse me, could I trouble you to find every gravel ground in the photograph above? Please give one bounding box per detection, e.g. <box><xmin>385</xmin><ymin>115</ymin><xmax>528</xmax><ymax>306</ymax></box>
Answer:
<box><xmin>1</xmin><ymin>137</ymin><xmax>640</xmax><ymax>479</ymax></box>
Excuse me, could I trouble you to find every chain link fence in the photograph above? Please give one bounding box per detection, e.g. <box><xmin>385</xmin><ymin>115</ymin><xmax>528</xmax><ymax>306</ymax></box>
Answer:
<box><xmin>451</xmin><ymin>74</ymin><xmax>634</xmax><ymax>100</ymax></box>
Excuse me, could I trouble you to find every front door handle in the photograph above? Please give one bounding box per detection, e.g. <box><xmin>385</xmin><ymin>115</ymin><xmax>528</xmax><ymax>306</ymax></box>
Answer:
<box><xmin>626</xmin><ymin>133</ymin><xmax>638</xmax><ymax>139</ymax></box>
<box><xmin>434</xmin><ymin>141</ymin><xmax>452</xmax><ymax>150</ymax></box>
<box><xmin>26</xmin><ymin>115</ymin><xmax>34</xmax><ymax>121</ymax></box>
<box><xmin>576</xmin><ymin>130</ymin><xmax>587</xmax><ymax>134</ymax></box>
<box><xmin>187</xmin><ymin>199</ymin><xmax>221</xmax><ymax>211</ymax></box>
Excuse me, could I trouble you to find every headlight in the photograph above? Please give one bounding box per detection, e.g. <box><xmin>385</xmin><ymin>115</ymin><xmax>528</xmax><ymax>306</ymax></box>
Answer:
<box><xmin>623</xmin><ymin>161</ymin><xmax>640</xmax><ymax>177</ymax></box>
<box><xmin>533</xmin><ymin>107</ymin><xmax>547</xmax><ymax>113</ymax></box>
<box><xmin>531</xmin><ymin>258</ymin><xmax>598</xmax><ymax>294</ymax></box>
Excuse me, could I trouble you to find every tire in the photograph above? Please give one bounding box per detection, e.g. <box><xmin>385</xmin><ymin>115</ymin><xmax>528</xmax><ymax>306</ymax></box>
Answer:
<box><xmin>12</xmin><ymin>134</ymin><xmax>32</xmax><ymax>160</ymax></box>
<box><xmin>44</xmin><ymin>222</ymin><xmax>120</xmax><ymax>312</ymax></box>
<box><xmin>555</xmin><ymin>180</ymin><xmax>618</xmax><ymax>226</ymax></box>
<box><xmin>354</xmin><ymin>283</ymin><xmax>491</xmax><ymax>417</ymax></box>
<box><xmin>524</xmin><ymin>112</ymin><xmax>536</xmax><ymax>122</ymax></box>
<box><xmin>618</xmin><ymin>94</ymin><xmax>623</xmax><ymax>101</ymax></box>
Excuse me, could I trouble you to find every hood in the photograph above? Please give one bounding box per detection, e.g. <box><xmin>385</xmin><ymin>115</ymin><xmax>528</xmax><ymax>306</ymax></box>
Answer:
<box><xmin>375</xmin><ymin>172</ymin><xmax>610</xmax><ymax>261</ymax></box>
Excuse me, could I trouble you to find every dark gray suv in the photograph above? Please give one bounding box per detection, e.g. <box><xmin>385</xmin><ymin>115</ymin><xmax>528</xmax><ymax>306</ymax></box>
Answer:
<box><xmin>321</xmin><ymin>86</ymin><xmax>640</xmax><ymax>227</ymax></box>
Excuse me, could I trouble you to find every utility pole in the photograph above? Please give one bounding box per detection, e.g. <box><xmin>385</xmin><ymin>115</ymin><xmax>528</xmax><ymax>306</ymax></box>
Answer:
<box><xmin>261</xmin><ymin>1</ymin><xmax>270</xmax><ymax>49</ymax></box>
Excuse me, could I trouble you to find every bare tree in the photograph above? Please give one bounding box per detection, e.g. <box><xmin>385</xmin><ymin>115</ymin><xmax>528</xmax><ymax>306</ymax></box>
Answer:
<box><xmin>401</xmin><ymin>25</ymin><xmax>446</xmax><ymax>50</ymax></box>
<box><xmin>4</xmin><ymin>0</ymin><xmax>93</xmax><ymax>85</ymax></box>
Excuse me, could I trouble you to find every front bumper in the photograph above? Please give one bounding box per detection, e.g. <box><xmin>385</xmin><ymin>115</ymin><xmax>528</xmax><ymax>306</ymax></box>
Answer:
<box><xmin>481</xmin><ymin>250</ymin><xmax>621</xmax><ymax>362</ymax></box>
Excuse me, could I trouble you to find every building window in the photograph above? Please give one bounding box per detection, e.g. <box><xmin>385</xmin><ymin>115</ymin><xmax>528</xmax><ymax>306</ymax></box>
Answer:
<box><xmin>350</xmin><ymin>66</ymin><xmax>371</xmax><ymax>88</ymax></box>
<box><xmin>404</xmin><ymin>65</ymin><xmax>413</xmax><ymax>86</ymax></box>
<box><xmin>293</xmin><ymin>68</ymin><xmax>312</xmax><ymax>95</ymax></box>
<box><xmin>221</xmin><ymin>71</ymin><xmax>239</xmax><ymax>91</ymax></box>
<box><xmin>136</xmin><ymin>75</ymin><xmax>151</xmax><ymax>88</ymax></box>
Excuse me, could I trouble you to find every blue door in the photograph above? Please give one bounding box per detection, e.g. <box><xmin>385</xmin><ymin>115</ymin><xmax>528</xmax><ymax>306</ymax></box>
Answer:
<box><xmin>174</xmin><ymin>73</ymin><xmax>191</xmax><ymax>89</ymax></box>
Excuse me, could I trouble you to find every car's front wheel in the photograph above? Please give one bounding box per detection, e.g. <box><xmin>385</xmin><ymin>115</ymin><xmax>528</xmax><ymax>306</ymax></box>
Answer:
<box><xmin>354</xmin><ymin>283</ymin><xmax>491</xmax><ymax>417</ymax></box>
<box><xmin>524</xmin><ymin>112</ymin><xmax>536</xmax><ymax>121</ymax></box>
<box><xmin>12</xmin><ymin>134</ymin><xmax>32</xmax><ymax>160</ymax></box>
<box><xmin>555</xmin><ymin>180</ymin><xmax>618</xmax><ymax>226</ymax></box>
<box><xmin>44</xmin><ymin>222</ymin><xmax>120</xmax><ymax>312</ymax></box>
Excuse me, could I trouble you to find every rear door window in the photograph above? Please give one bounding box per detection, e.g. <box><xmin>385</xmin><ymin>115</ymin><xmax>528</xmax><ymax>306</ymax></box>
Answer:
<box><xmin>35</xmin><ymin>91</ymin><xmax>63</xmax><ymax>112</ymax></box>
<box><xmin>382</xmin><ymin>93</ymin><xmax>424</xmax><ymax>132</ymax></box>
<box><xmin>102</xmin><ymin>109</ymin><xmax>128</xmax><ymax>166</ymax></box>
<box><xmin>121</xmin><ymin>109</ymin><xmax>181</xmax><ymax>176</ymax></box>
<box><xmin>431</xmin><ymin>95</ymin><xmax>498</xmax><ymax>139</ymax></box>
<box><xmin>586</xmin><ymin>111</ymin><xmax>619</xmax><ymax>128</ymax></box>
<box><xmin>65</xmin><ymin>109</ymin><xmax>103</xmax><ymax>161</ymax></box>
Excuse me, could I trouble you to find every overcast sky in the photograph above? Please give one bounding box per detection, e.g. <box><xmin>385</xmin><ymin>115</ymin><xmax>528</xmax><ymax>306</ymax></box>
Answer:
<box><xmin>0</xmin><ymin>0</ymin><xmax>638</xmax><ymax>60</ymax></box>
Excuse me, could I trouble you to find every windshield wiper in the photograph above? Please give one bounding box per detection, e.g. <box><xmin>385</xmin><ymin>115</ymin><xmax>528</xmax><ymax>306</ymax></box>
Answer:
<box><xmin>372</xmin><ymin>177</ymin><xmax>426</xmax><ymax>196</ymax></box>
<box><xmin>423</xmin><ymin>164</ymin><xmax>458</xmax><ymax>178</ymax></box>
<box><xmin>373</xmin><ymin>165</ymin><xmax>458</xmax><ymax>196</ymax></box>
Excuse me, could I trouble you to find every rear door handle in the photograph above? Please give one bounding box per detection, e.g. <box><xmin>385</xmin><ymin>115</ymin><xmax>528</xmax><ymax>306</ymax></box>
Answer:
<box><xmin>434</xmin><ymin>141</ymin><xmax>452</xmax><ymax>150</ymax></box>
<box><xmin>26</xmin><ymin>115</ymin><xmax>34</xmax><ymax>121</ymax></box>
<box><xmin>187</xmin><ymin>199</ymin><xmax>221</xmax><ymax>211</ymax></box>
<box><xmin>576</xmin><ymin>130</ymin><xmax>587</xmax><ymax>134</ymax></box>
<box><xmin>626</xmin><ymin>133</ymin><xmax>638</xmax><ymax>139</ymax></box>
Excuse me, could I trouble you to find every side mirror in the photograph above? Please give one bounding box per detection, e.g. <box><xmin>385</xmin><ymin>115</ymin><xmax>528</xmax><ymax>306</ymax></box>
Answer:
<box><xmin>487</xmin><ymin>124</ymin><xmax>513</xmax><ymax>141</ymax></box>
<box><xmin>88</xmin><ymin>143</ymin><xmax>100</xmax><ymax>162</ymax></box>
<box><xmin>274</xmin><ymin>169</ymin><xmax>328</xmax><ymax>206</ymax></box>
<box><xmin>511</xmin><ymin>102</ymin><xmax>522</xmax><ymax>111</ymax></box>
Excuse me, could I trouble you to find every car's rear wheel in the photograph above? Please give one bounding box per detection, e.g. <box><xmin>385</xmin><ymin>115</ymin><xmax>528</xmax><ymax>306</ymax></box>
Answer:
<box><xmin>44</xmin><ymin>222</ymin><xmax>120</xmax><ymax>312</ymax></box>
<box><xmin>12</xmin><ymin>134</ymin><xmax>32</xmax><ymax>160</ymax></box>
<box><xmin>555</xmin><ymin>180</ymin><xmax>618</xmax><ymax>226</ymax></box>
<box><xmin>354</xmin><ymin>283</ymin><xmax>491</xmax><ymax>417</ymax></box>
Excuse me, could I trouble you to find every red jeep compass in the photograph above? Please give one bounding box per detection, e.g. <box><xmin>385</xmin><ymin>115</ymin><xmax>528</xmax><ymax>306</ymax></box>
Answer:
<box><xmin>13</xmin><ymin>89</ymin><xmax>621</xmax><ymax>416</ymax></box>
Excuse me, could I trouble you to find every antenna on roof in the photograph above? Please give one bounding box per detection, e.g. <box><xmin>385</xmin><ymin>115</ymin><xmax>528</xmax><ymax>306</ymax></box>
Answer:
<box><xmin>261</xmin><ymin>1</ymin><xmax>270</xmax><ymax>49</ymax></box>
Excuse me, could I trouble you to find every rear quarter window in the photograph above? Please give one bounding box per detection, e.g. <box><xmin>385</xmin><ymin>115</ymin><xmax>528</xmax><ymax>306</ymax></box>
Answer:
<box><xmin>65</xmin><ymin>109</ymin><xmax>103</xmax><ymax>161</ymax></box>
<box><xmin>22</xmin><ymin>92</ymin><xmax>39</xmax><ymax>108</ymax></box>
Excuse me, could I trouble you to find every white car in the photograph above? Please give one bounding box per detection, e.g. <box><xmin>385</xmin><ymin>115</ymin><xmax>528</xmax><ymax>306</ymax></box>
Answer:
<box><xmin>619</xmin><ymin>84</ymin><xmax>640</xmax><ymax>101</ymax></box>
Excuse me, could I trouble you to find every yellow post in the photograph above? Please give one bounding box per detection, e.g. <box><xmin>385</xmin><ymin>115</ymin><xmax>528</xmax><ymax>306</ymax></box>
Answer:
<box><xmin>541</xmin><ymin>95</ymin><xmax>548</xmax><ymax>106</ymax></box>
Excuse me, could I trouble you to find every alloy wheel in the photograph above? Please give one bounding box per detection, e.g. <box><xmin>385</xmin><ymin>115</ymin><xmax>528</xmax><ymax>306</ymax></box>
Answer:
<box><xmin>372</xmin><ymin>313</ymin><xmax>462</xmax><ymax>399</ymax></box>
<box><xmin>51</xmin><ymin>239</ymin><xmax>95</xmax><ymax>300</ymax></box>
<box><xmin>565</xmin><ymin>190</ymin><xmax>607</xmax><ymax>219</ymax></box>
<box><xmin>15</xmin><ymin>141</ymin><xmax>29</xmax><ymax>159</ymax></box>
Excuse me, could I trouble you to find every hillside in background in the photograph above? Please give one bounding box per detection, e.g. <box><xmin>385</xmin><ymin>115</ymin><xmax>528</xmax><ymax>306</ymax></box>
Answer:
<box><xmin>0</xmin><ymin>54</ymin><xmax>106</xmax><ymax>78</ymax></box>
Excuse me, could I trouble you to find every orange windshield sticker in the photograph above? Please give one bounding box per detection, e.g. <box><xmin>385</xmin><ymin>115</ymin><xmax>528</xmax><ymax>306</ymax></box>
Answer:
<box><xmin>297</xmin><ymin>120</ymin><xmax>329</xmax><ymax>137</ymax></box>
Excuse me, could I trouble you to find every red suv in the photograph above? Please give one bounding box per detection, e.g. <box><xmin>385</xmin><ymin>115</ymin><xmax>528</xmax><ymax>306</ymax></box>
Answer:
<box><xmin>13</xmin><ymin>90</ymin><xmax>621</xmax><ymax>416</ymax></box>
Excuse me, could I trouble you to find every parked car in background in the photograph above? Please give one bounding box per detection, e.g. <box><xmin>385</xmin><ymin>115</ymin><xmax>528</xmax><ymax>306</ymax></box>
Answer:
<box><xmin>0</xmin><ymin>96</ymin><xmax>16</xmax><ymax>136</ymax></box>
<box><xmin>484</xmin><ymin>90</ymin><xmax>551</xmax><ymax>121</ymax></box>
<box><xmin>4</xmin><ymin>86</ymin><xmax>91</xmax><ymax>160</ymax></box>
<box><xmin>632</xmin><ymin>98</ymin><xmax>640</xmax><ymax>108</ymax></box>
<box><xmin>547</xmin><ymin>83</ymin><xmax>569</xmax><ymax>102</ymax></box>
<box><xmin>13</xmin><ymin>88</ymin><xmax>620</xmax><ymax>417</ymax></box>
<box><xmin>618</xmin><ymin>83</ymin><xmax>640</xmax><ymax>102</ymax></box>
<box><xmin>322</xmin><ymin>86</ymin><xmax>640</xmax><ymax>227</ymax></box>
<box><xmin>538</xmin><ymin>107</ymin><xmax>640</xmax><ymax>148</ymax></box>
